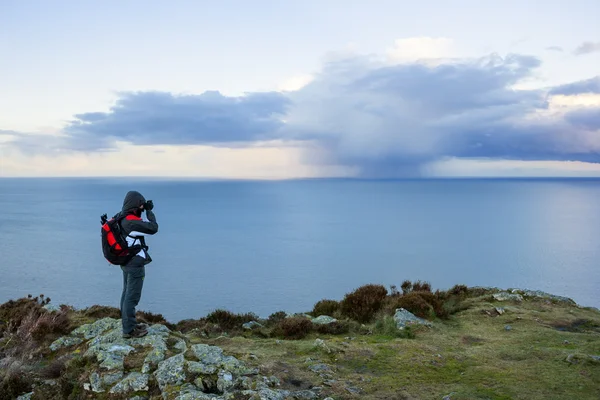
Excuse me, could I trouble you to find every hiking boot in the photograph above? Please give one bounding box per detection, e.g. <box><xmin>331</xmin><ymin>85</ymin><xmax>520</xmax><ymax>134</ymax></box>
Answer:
<box><xmin>136</xmin><ymin>323</ymin><xmax>148</xmax><ymax>330</ymax></box>
<box><xmin>122</xmin><ymin>327</ymin><xmax>148</xmax><ymax>339</ymax></box>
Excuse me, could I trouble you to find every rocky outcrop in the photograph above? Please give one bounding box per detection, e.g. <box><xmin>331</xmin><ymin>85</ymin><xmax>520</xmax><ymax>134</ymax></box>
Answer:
<box><xmin>42</xmin><ymin>318</ymin><xmax>322</xmax><ymax>399</ymax></box>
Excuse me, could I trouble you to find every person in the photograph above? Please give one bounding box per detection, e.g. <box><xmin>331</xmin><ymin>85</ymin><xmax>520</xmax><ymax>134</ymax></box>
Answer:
<box><xmin>119</xmin><ymin>190</ymin><xmax>158</xmax><ymax>338</ymax></box>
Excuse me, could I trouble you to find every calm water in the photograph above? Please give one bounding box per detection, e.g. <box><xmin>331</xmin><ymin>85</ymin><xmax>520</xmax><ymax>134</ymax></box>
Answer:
<box><xmin>0</xmin><ymin>178</ymin><xmax>598</xmax><ymax>321</ymax></box>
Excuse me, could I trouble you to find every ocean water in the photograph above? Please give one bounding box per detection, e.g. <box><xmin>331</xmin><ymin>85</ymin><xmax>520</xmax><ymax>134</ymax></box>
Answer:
<box><xmin>0</xmin><ymin>178</ymin><xmax>598</xmax><ymax>321</ymax></box>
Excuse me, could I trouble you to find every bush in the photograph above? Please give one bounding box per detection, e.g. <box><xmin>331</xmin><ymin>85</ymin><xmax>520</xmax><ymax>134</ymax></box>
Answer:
<box><xmin>314</xmin><ymin>321</ymin><xmax>350</xmax><ymax>335</ymax></box>
<box><xmin>400</xmin><ymin>280</ymin><xmax>413</xmax><ymax>294</ymax></box>
<box><xmin>393</xmin><ymin>292</ymin><xmax>436</xmax><ymax>319</ymax></box>
<box><xmin>0</xmin><ymin>296</ymin><xmax>47</xmax><ymax>333</ymax></box>
<box><xmin>136</xmin><ymin>310</ymin><xmax>169</xmax><ymax>325</ymax></box>
<box><xmin>205</xmin><ymin>309</ymin><xmax>258</xmax><ymax>331</ymax></box>
<box><xmin>274</xmin><ymin>317</ymin><xmax>313</xmax><ymax>339</ymax></box>
<box><xmin>83</xmin><ymin>305</ymin><xmax>120</xmax><ymax>319</ymax></box>
<box><xmin>412</xmin><ymin>280</ymin><xmax>432</xmax><ymax>293</ymax></box>
<box><xmin>340</xmin><ymin>284</ymin><xmax>388</xmax><ymax>323</ymax></box>
<box><xmin>312</xmin><ymin>300</ymin><xmax>340</xmax><ymax>317</ymax></box>
<box><xmin>17</xmin><ymin>308</ymin><xmax>70</xmax><ymax>342</ymax></box>
<box><xmin>448</xmin><ymin>284</ymin><xmax>469</xmax><ymax>297</ymax></box>
<box><xmin>174</xmin><ymin>318</ymin><xmax>212</xmax><ymax>334</ymax></box>
<box><xmin>0</xmin><ymin>360</ymin><xmax>32</xmax><ymax>400</ymax></box>
<box><xmin>266</xmin><ymin>311</ymin><xmax>287</xmax><ymax>326</ymax></box>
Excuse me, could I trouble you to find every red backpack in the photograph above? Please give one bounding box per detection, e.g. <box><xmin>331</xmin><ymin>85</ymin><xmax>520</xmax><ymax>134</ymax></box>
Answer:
<box><xmin>100</xmin><ymin>214</ymin><xmax>143</xmax><ymax>266</ymax></box>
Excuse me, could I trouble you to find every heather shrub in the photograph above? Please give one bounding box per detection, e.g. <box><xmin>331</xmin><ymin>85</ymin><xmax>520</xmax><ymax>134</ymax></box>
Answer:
<box><xmin>273</xmin><ymin>316</ymin><xmax>313</xmax><ymax>339</ymax></box>
<box><xmin>412</xmin><ymin>280</ymin><xmax>432</xmax><ymax>293</ymax></box>
<box><xmin>393</xmin><ymin>292</ymin><xmax>436</xmax><ymax>319</ymax></box>
<box><xmin>312</xmin><ymin>299</ymin><xmax>340</xmax><ymax>317</ymax></box>
<box><xmin>314</xmin><ymin>320</ymin><xmax>350</xmax><ymax>335</ymax></box>
<box><xmin>448</xmin><ymin>284</ymin><xmax>469</xmax><ymax>297</ymax></box>
<box><xmin>266</xmin><ymin>311</ymin><xmax>287</xmax><ymax>326</ymax></box>
<box><xmin>136</xmin><ymin>310</ymin><xmax>169</xmax><ymax>325</ymax></box>
<box><xmin>205</xmin><ymin>309</ymin><xmax>258</xmax><ymax>331</ymax></box>
<box><xmin>0</xmin><ymin>359</ymin><xmax>32</xmax><ymax>400</ymax></box>
<box><xmin>340</xmin><ymin>284</ymin><xmax>388</xmax><ymax>323</ymax></box>
<box><xmin>17</xmin><ymin>308</ymin><xmax>70</xmax><ymax>342</ymax></box>
<box><xmin>83</xmin><ymin>305</ymin><xmax>121</xmax><ymax>319</ymax></box>
<box><xmin>400</xmin><ymin>280</ymin><xmax>413</xmax><ymax>294</ymax></box>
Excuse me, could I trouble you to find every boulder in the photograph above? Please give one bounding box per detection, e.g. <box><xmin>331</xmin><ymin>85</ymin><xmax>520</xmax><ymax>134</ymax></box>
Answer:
<box><xmin>493</xmin><ymin>292</ymin><xmax>523</xmax><ymax>302</ymax></box>
<box><xmin>49</xmin><ymin>336</ymin><xmax>83</xmax><ymax>351</ymax></box>
<box><xmin>311</xmin><ymin>316</ymin><xmax>337</xmax><ymax>325</ymax></box>
<box><xmin>393</xmin><ymin>308</ymin><xmax>433</xmax><ymax>329</ymax></box>
<box><xmin>154</xmin><ymin>353</ymin><xmax>186</xmax><ymax>390</ymax></box>
<box><xmin>242</xmin><ymin>321</ymin><xmax>264</xmax><ymax>330</ymax></box>
<box><xmin>71</xmin><ymin>317</ymin><xmax>121</xmax><ymax>339</ymax></box>
<box><xmin>109</xmin><ymin>372</ymin><xmax>149</xmax><ymax>394</ymax></box>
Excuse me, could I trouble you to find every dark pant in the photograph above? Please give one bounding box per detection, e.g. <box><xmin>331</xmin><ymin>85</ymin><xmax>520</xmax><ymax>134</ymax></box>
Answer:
<box><xmin>120</xmin><ymin>257</ymin><xmax>146</xmax><ymax>333</ymax></box>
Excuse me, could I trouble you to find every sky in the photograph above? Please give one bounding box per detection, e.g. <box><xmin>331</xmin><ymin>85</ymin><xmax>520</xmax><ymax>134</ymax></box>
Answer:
<box><xmin>1</xmin><ymin>0</ymin><xmax>599</xmax><ymax>178</ymax></box>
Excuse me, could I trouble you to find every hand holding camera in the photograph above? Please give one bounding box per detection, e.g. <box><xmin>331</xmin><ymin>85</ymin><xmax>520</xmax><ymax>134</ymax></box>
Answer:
<box><xmin>144</xmin><ymin>200</ymin><xmax>154</xmax><ymax>211</ymax></box>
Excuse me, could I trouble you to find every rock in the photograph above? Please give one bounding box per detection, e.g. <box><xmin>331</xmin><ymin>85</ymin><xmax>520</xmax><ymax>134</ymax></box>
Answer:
<box><xmin>217</xmin><ymin>370</ymin><xmax>234</xmax><ymax>392</ymax></box>
<box><xmin>291</xmin><ymin>390</ymin><xmax>318</xmax><ymax>399</ymax></box>
<box><xmin>16</xmin><ymin>393</ymin><xmax>33</xmax><ymax>400</ymax></box>
<box><xmin>129</xmin><ymin>396</ymin><xmax>149</xmax><ymax>400</ymax></box>
<box><xmin>83</xmin><ymin>383</ymin><xmax>91</xmax><ymax>391</ymax></box>
<box><xmin>190</xmin><ymin>344</ymin><xmax>256</xmax><ymax>375</ymax></box>
<box><xmin>256</xmin><ymin>388</ymin><xmax>290</xmax><ymax>400</ymax></box>
<box><xmin>174</xmin><ymin>338</ymin><xmax>188</xmax><ymax>353</ymax></box>
<box><xmin>345</xmin><ymin>385</ymin><xmax>362</xmax><ymax>395</ymax></box>
<box><xmin>393</xmin><ymin>308</ymin><xmax>433</xmax><ymax>329</ymax></box>
<box><xmin>511</xmin><ymin>289</ymin><xmax>576</xmax><ymax>304</ymax></box>
<box><xmin>110</xmin><ymin>372</ymin><xmax>149</xmax><ymax>394</ymax></box>
<box><xmin>323</xmin><ymin>380</ymin><xmax>337</xmax><ymax>386</ymax></box>
<box><xmin>268</xmin><ymin>375</ymin><xmax>280</xmax><ymax>387</ymax></box>
<box><xmin>442</xmin><ymin>395</ymin><xmax>452</xmax><ymax>400</ymax></box>
<box><xmin>154</xmin><ymin>353</ymin><xmax>186</xmax><ymax>390</ymax></box>
<box><xmin>313</xmin><ymin>338</ymin><xmax>331</xmax><ymax>353</ymax></box>
<box><xmin>590</xmin><ymin>355</ymin><xmax>600</xmax><ymax>362</ymax></box>
<box><xmin>146</xmin><ymin>323</ymin><xmax>171</xmax><ymax>336</ymax></box>
<box><xmin>90</xmin><ymin>371</ymin><xmax>104</xmax><ymax>392</ymax></box>
<box><xmin>311</xmin><ymin>316</ymin><xmax>337</xmax><ymax>325</ymax></box>
<box><xmin>86</xmin><ymin>343</ymin><xmax>134</xmax><ymax>371</ymax></box>
<box><xmin>173</xmin><ymin>383</ymin><xmax>218</xmax><ymax>400</ymax></box>
<box><xmin>49</xmin><ymin>336</ymin><xmax>83</xmax><ymax>351</ymax></box>
<box><xmin>43</xmin><ymin>303</ymin><xmax>61</xmax><ymax>312</ymax></box>
<box><xmin>323</xmin><ymin>398</ymin><xmax>335</xmax><ymax>400</ymax></box>
<box><xmin>493</xmin><ymin>292</ymin><xmax>523</xmax><ymax>302</ymax></box>
<box><xmin>308</xmin><ymin>363</ymin><xmax>331</xmax><ymax>374</ymax></box>
<box><xmin>71</xmin><ymin>317</ymin><xmax>121</xmax><ymax>339</ymax></box>
<box><xmin>495</xmin><ymin>307</ymin><xmax>505</xmax><ymax>315</ymax></box>
<box><xmin>188</xmin><ymin>360</ymin><xmax>218</xmax><ymax>374</ymax></box>
<box><xmin>566</xmin><ymin>354</ymin><xmax>575</xmax><ymax>364</ymax></box>
<box><xmin>242</xmin><ymin>321</ymin><xmax>264</xmax><ymax>330</ymax></box>
<box><xmin>100</xmin><ymin>352</ymin><xmax>126</xmax><ymax>370</ymax></box>
<box><xmin>142</xmin><ymin>338</ymin><xmax>168</xmax><ymax>373</ymax></box>
<box><xmin>504</xmin><ymin>325</ymin><xmax>512</xmax><ymax>331</ymax></box>
<box><xmin>102</xmin><ymin>371</ymin><xmax>124</xmax><ymax>385</ymax></box>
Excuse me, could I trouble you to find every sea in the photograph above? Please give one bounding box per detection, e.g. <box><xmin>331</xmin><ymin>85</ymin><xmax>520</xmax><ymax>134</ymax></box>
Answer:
<box><xmin>0</xmin><ymin>178</ymin><xmax>598</xmax><ymax>322</ymax></box>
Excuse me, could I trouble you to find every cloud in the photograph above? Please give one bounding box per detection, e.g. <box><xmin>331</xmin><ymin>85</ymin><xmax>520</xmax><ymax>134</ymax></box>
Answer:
<box><xmin>61</xmin><ymin>90</ymin><xmax>290</xmax><ymax>151</ymax></box>
<box><xmin>386</xmin><ymin>37</ymin><xmax>454</xmax><ymax>63</ymax></box>
<box><xmin>573</xmin><ymin>41</ymin><xmax>600</xmax><ymax>55</ymax></box>
<box><xmin>546</xmin><ymin>46</ymin><xmax>563</xmax><ymax>52</ymax></box>
<box><xmin>549</xmin><ymin>76</ymin><xmax>600</xmax><ymax>95</ymax></box>
<box><xmin>5</xmin><ymin>47</ymin><xmax>600</xmax><ymax>177</ymax></box>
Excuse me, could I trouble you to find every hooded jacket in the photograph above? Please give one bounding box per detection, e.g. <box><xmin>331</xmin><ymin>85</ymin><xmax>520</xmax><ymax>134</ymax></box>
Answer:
<box><xmin>119</xmin><ymin>191</ymin><xmax>159</xmax><ymax>264</ymax></box>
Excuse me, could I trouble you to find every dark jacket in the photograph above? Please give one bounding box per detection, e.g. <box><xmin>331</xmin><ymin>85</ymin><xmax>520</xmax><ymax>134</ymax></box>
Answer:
<box><xmin>119</xmin><ymin>191</ymin><xmax>158</xmax><ymax>265</ymax></box>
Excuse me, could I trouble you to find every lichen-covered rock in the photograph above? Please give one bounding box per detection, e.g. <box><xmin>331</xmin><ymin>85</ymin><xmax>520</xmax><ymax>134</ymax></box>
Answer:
<box><xmin>493</xmin><ymin>292</ymin><xmax>523</xmax><ymax>302</ymax></box>
<box><xmin>255</xmin><ymin>388</ymin><xmax>290</xmax><ymax>400</ymax></box>
<box><xmin>100</xmin><ymin>352</ymin><xmax>126</xmax><ymax>370</ymax></box>
<box><xmin>49</xmin><ymin>335</ymin><xmax>83</xmax><ymax>351</ymax></box>
<box><xmin>188</xmin><ymin>360</ymin><xmax>217</xmax><ymax>374</ymax></box>
<box><xmin>154</xmin><ymin>353</ymin><xmax>186</xmax><ymax>390</ymax></box>
<box><xmin>16</xmin><ymin>392</ymin><xmax>33</xmax><ymax>400</ymax></box>
<box><xmin>141</xmin><ymin>336</ymin><xmax>168</xmax><ymax>373</ymax></box>
<box><xmin>146</xmin><ymin>323</ymin><xmax>171</xmax><ymax>337</ymax></box>
<box><xmin>190</xmin><ymin>344</ymin><xmax>256</xmax><ymax>376</ymax></box>
<box><xmin>307</xmin><ymin>363</ymin><xmax>331</xmax><ymax>374</ymax></box>
<box><xmin>311</xmin><ymin>316</ymin><xmax>337</xmax><ymax>325</ymax></box>
<box><xmin>173</xmin><ymin>383</ymin><xmax>222</xmax><ymax>399</ymax></box>
<box><xmin>290</xmin><ymin>390</ymin><xmax>317</xmax><ymax>399</ymax></box>
<box><xmin>174</xmin><ymin>338</ymin><xmax>188</xmax><ymax>353</ymax></box>
<box><xmin>242</xmin><ymin>321</ymin><xmax>264</xmax><ymax>330</ymax></box>
<box><xmin>71</xmin><ymin>317</ymin><xmax>121</xmax><ymax>339</ymax></box>
<box><xmin>90</xmin><ymin>371</ymin><xmax>104</xmax><ymax>392</ymax></box>
<box><xmin>103</xmin><ymin>371</ymin><xmax>124</xmax><ymax>385</ymax></box>
<box><xmin>217</xmin><ymin>370</ymin><xmax>234</xmax><ymax>392</ymax></box>
<box><xmin>109</xmin><ymin>372</ymin><xmax>149</xmax><ymax>394</ymax></box>
<box><xmin>393</xmin><ymin>308</ymin><xmax>433</xmax><ymax>329</ymax></box>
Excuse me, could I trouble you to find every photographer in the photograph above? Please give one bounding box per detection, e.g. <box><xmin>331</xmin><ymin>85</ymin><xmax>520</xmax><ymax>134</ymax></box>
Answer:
<box><xmin>118</xmin><ymin>190</ymin><xmax>159</xmax><ymax>338</ymax></box>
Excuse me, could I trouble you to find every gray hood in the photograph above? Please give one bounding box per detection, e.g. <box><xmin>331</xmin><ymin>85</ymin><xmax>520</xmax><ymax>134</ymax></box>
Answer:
<box><xmin>122</xmin><ymin>191</ymin><xmax>146</xmax><ymax>212</ymax></box>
